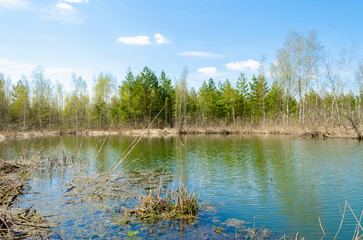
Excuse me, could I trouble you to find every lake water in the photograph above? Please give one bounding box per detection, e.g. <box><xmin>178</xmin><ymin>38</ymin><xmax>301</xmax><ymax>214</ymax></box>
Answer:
<box><xmin>1</xmin><ymin>135</ymin><xmax>362</xmax><ymax>239</ymax></box>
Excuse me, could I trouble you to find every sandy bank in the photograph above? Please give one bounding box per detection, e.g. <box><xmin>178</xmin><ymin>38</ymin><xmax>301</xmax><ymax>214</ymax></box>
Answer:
<box><xmin>0</xmin><ymin>125</ymin><xmax>361</xmax><ymax>141</ymax></box>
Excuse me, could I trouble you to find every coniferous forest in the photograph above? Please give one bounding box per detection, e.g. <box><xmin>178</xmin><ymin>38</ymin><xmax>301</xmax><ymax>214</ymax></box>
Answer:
<box><xmin>1</xmin><ymin>30</ymin><xmax>362</xmax><ymax>131</ymax></box>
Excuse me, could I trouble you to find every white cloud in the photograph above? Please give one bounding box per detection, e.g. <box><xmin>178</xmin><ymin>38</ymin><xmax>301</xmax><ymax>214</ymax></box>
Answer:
<box><xmin>179</xmin><ymin>51</ymin><xmax>224</xmax><ymax>58</ymax></box>
<box><xmin>0</xmin><ymin>0</ymin><xmax>27</xmax><ymax>8</ymax></box>
<box><xmin>154</xmin><ymin>33</ymin><xmax>170</xmax><ymax>44</ymax></box>
<box><xmin>117</xmin><ymin>36</ymin><xmax>151</xmax><ymax>45</ymax></box>
<box><xmin>56</xmin><ymin>3</ymin><xmax>73</xmax><ymax>10</ymax></box>
<box><xmin>64</xmin><ymin>0</ymin><xmax>89</xmax><ymax>3</ymax></box>
<box><xmin>0</xmin><ymin>59</ymin><xmax>79</xmax><ymax>90</ymax></box>
<box><xmin>226</xmin><ymin>59</ymin><xmax>261</xmax><ymax>71</ymax></box>
<box><xmin>198</xmin><ymin>67</ymin><xmax>217</xmax><ymax>74</ymax></box>
<box><xmin>0</xmin><ymin>59</ymin><xmax>33</xmax><ymax>78</ymax></box>
<box><xmin>266</xmin><ymin>71</ymin><xmax>272</xmax><ymax>78</ymax></box>
<box><xmin>45</xmin><ymin>4</ymin><xmax>84</xmax><ymax>24</ymax></box>
<box><xmin>116</xmin><ymin>33</ymin><xmax>170</xmax><ymax>45</ymax></box>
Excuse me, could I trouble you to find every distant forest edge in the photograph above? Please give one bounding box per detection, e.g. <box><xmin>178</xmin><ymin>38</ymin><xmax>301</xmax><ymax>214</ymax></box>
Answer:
<box><xmin>0</xmin><ymin>30</ymin><xmax>363</xmax><ymax>132</ymax></box>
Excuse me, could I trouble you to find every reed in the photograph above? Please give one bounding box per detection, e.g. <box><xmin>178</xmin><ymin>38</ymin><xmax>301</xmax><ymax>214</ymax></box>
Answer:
<box><xmin>125</xmin><ymin>182</ymin><xmax>199</xmax><ymax>222</ymax></box>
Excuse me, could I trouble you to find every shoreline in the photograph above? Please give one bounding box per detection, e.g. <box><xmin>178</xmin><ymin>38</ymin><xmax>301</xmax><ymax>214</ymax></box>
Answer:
<box><xmin>0</xmin><ymin>125</ymin><xmax>360</xmax><ymax>141</ymax></box>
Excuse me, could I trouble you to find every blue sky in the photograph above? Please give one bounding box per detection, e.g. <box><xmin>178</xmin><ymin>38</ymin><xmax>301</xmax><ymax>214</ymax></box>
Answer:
<box><xmin>0</xmin><ymin>0</ymin><xmax>362</xmax><ymax>91</ymax></box>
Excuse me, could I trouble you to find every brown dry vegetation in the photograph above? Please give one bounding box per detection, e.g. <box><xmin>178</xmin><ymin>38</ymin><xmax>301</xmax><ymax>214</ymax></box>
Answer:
<box><xmin>0</xmin><ymin>160</ymin><xmax>50</xmax><ymax>239</ymax></box>
<box><xmin>125</xmin><ymin>183</ymin><xmax>199</xmax><ymax>223</ymax></box>
<box><xmin>1</xmin><ymin>120</ymin><xmax>362</xmax><ymax>142</ymax></box>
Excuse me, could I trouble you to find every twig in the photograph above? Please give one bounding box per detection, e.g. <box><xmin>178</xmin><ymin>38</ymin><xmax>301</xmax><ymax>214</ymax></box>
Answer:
<box><xmin>346</xmin><ymin>116</ymin><xmax>362</xmax><ymax>141</ymax></box>
<box><xmin>18</xmin><ymin>223</ymin><xmax>50</xmax><ymax>228</ymax></box>
<box><xmin>318</xmin><ymin>217</ymin><xmax>326</xmax><ymax>237</ymax></box>
<box><xmin>90</xmin><ymin>105</ymin><xmax>165</xmax><ymax>194</ymax></box>
<box><xmin>1</xmin><ymin>161</ymin><xmax>42</xmax><ymax>203</ymax></box>
<box><xmin>334</xmin><ymin>201</ymin><xmax>347</xmax><ymax>240</ymax></box>
<box><xmin>0</xmin><ymin>216</ymin><xmax>11</xmax><ymax>239</ymax></box>
<box><xmin>354</xmin><ymin>210</ymin><xmax>363</xmax><ymax>240</ymax></box>
<box><xmin>55</xmin><ymin>232</ymin><xmax>64</xmax><ymax>240</ymax></box>
<box><xmin>346</xmin><ymin>201</ymin><xmax>363</xmax><ymax>232</ymax></box>
<box><xmin>76</xmin><ymin>137</ymin><xmax>83</xmax><ymax>160</ymax></box>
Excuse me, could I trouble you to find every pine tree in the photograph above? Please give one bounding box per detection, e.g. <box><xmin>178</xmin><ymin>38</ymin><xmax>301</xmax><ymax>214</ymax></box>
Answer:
<box><xmin>236</xmin><ymin>73</ymin><xmax>249</xmax><ymax>123</ymax></box>
<box><xmin>221</xmin><ymin>79</ymin><xmax>238</xmax><ymax>124</ymax></box>
<box><xmin>266</xmin><ymin>81</ymin><xmax>283</xmax><ymax>122</ymax></box>
<box><xmin>137</xmin><ymin>67</ymin><xmax>158</xmax><ymax>124</ymax></box>
<box><xmin>159</xmin><ymin>70</ymin><xmax>174</xmax><ymax>127</ymax></box>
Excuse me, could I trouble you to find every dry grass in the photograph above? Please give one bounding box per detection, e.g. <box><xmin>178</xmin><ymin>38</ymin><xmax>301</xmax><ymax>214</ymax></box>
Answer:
<box><xmin>125</xmin><ymin>183</ymin><xmax>199</xmax><ymax>223</ymax></box>
<box><xmin>0</xmin><ymin>159</ymin><xmax>51</xmax><ymax>239</ymax></box>
<box><xmin>0</xmin><ymin>160</ymin><xmax>31</xmax><ymax>206</ymax></box>
<box><xmin>0</xmin><ymin>205</ymin><xmax>49</xmax><ymax>239</ymax></box>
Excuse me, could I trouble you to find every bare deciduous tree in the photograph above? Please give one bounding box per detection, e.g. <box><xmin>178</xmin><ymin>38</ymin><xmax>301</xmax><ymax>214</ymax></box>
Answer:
<box><xmin>271</xmin><ymin>32</ymin><xmax>297</xmax><ymax>125</ymax></box>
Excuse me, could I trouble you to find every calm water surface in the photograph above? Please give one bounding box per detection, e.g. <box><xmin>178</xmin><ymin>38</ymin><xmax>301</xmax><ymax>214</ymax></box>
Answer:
<box><xmin>1</xmin><ymin>135</ymin><xmax>362</xmax><ymax>239</ymax></box>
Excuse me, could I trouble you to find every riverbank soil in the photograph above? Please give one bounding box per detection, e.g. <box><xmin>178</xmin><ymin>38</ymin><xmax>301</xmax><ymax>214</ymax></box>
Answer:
<box><xmin>0</xmin><ymin>123</ymin><xmax>361</xmax><ymax>141</ymax></box>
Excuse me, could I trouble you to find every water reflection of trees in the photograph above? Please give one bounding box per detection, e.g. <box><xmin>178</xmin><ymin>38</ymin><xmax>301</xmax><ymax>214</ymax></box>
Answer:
<box><xmin>2</xmin><ymin>135</ymin><xmax>363</xmax><ymax>238</ymax></box>
<box><xmin>179</xmin><ymin>135</ymin><xmax>325</xmax><ymax>236</ymax></box>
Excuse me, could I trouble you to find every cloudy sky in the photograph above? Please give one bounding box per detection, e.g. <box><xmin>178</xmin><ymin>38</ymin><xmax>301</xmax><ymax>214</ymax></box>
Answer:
<box><xmin>0</xmin><ymin>0</ymin><xmax>362</xmax><ymax>90</ymax></box>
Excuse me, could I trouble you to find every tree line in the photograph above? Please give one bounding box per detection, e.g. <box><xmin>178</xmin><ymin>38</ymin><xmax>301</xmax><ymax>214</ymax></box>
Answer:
<box><xmin>0</xmin><ymin>30</ymin><xmax>362</xmax><ymax>131</ymax></box>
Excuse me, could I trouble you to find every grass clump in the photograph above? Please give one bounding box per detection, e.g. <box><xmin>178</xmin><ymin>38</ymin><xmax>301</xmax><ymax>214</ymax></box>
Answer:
<box><xmin>127</xmin><ymin>230</ymin><xmax>139</xmax><ymax>238</ymax></box>
<box><xmin>126</xmin><ymin>183</ymin><xmax>199</xmax><ymax>222</ymax></box>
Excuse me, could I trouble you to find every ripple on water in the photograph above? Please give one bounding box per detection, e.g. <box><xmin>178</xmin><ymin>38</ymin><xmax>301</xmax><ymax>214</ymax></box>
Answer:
<box><xmin>1</xmin><ymin>135</ymin><xmax>362</xmax><ymax>239</ymax></box>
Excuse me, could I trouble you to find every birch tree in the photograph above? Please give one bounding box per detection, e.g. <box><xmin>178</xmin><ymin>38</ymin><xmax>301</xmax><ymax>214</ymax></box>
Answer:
<box><xmin>322</xmin><ymin>48</ymin><xmax>351</xmax><ymax>125</ymax></box>
<box><xmin>0</xmin><ymin>74</ymin><xmax>11</xmax><ymax>130</ymax></box>
<box><xmin>175</xmin><ymin>68</ymin><xmax>188</xmax><ymax>128</ymax></box>
<box><xmin>32</xmin><ymin>66</ymin><xmax>52</xmax><ymax>129</ymax></box>
<box><xmin>93</xmin><ymin>72</ymin><xmax>113</xmax><ymax>127</ymax></box>
<box><xmin>356</xmin><ymin>61</ymin><xmax>363</xmax><ymax>123</ymax></box>
<box><xmin>302</xmin><ymin>30</ymin><xmax>322</xmax><ymax>124</ymax></box>
<box><xmin>271</xmin><ymin>34</ymin><xmax>296</xmax><ymax>125</ymax></box>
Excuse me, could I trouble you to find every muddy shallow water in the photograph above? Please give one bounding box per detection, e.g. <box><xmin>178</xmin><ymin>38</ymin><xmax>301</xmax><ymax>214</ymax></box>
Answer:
<box><xmin>0</xmin><ymin>135</ymin><xmax>362</xmax><ymax>239</ymax></box>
